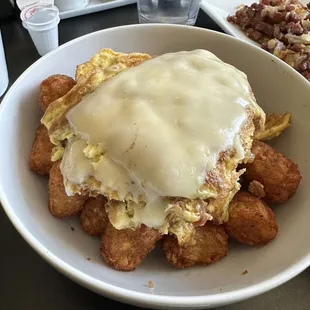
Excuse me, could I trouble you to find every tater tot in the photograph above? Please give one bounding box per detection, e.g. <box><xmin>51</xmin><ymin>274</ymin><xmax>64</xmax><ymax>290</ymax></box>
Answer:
<box><xmin>244</xmin><ymin>140</ymin><xmax>301</xmax><ymax>204</ymax></box>
<box><xmin>225</xmin><ymin>191</ymin><xmax>278</xmax><ymax>245</ymax></box>
<box><xmin>100</xmin><ymin>223</ymin><xmax>162</xmax><ymax>271</ymax></box>
<box><xmin>163</xmin><ymin>223</ymin><xmax>228</xmax><ymax>268</ymax></box>
<box><xmin>80</xmin><ymin>196</ymin><xmax>108</xmax><ymax>236</ymax></box>
<box><xmin>48</xmin><ymin>162</ymin><xmax>88</xmax><ymax>218</ymax></box>
<box><xmin>39</xmin><ymin>74</ymin><xmax>76</xmax><ymax>111</ymax></box>
<box><xmin>29</xmin><ymin>124</ymin><xmax>53</xmax><ymax>175</ymax></box>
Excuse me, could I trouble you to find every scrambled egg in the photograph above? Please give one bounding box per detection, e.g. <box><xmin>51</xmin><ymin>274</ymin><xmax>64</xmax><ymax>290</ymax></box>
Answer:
<box><xmin>254</xmin><ymin>113</ymin><xmax>291</xmax><ymax>141</ymax></box>
<box><xmin>41</xmin><ymin>48</ymin><xmax>266</xmax><ymax>245</ymax></box>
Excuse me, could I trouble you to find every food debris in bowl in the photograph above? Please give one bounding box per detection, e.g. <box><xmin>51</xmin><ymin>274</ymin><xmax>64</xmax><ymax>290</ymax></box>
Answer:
<box><xmin>227</xmin><ymin>0</ymin><xmax>310</xmax><ymax>81</ymax></box>
<box><xmin>29</xmin><ymin>48</ymin><xmax>302</xmax><ymax>271</ymax></box>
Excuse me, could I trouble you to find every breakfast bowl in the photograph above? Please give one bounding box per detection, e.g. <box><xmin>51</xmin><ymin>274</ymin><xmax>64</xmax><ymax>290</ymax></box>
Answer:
<box><xmin>0</xmin><ymin>24</ymin><xmax>309</xmax><ymax>309</ymax></box>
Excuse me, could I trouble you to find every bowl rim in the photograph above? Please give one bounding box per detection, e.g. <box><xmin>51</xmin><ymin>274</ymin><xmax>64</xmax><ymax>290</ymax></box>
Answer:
<box><xmin>1</xmin><ymin>23</ymin><xmax>310</xmax><ymax>308</ymax></box>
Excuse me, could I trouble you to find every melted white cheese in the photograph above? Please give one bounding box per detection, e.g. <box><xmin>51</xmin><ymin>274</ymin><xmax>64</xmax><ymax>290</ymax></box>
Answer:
<box><xmin>60</xmin><ymin>49</ymin><xmax>260</xmax><ymax>228</ymax></box>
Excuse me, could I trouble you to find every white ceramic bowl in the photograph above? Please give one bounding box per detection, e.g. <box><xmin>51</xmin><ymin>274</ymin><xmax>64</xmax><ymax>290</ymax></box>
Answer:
<box><xmin>0</xmin><ymin>24</ymin><xmax>310</xmax><ymax>309</ymax></box>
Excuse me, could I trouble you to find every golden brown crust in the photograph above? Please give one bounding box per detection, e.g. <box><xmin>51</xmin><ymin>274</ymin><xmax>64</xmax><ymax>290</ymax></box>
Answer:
<box><xmin>100</xmin><ymin>223</ymin><xmax>162</xmax><ymax>271</ymax></box>
<box><xmin>39</xmin><ymin>74</ymin><xmax>76</xmax><ymax>111</ymax></box>
<box><xmin>202</xmin><ymin>107</ymin><xmax>259</xmax><ymax>224</ymax></box>
<box><xmin>48</xmin><ymin>162</ymin><xmax>88</xmax><ymax>218</ymax></box>
<box><xmin>163</xmin><ymin>223</ymin><xmax>228</xmax><ymax>268</ymax></box>
<box><xmin>75</xmin><ymin>48</ymin><xmax>152</xmax><ymax>81</ymax></box>
<box><xmin>225</xmin><ymin>191</ymin><xmax>278</xmax><ymax>245</ymax></box>
<box><xmin>204</xmin><ymin>108</ymin><xmax>256</xmax><ymax>200</ymax></box>
<box><xmin>80</xmin><ymin>196</ymin><xmax>108</xmax><ymax>236</ymax></box>
<box><xmin>29</xmin><ymin>125</ymin><xmax>53</xmax><ymax>175</ymax></box>
<box><xmin>244</xmin><ymin>140</ymin><xmax>302</xmax><ymax>204</ymax></box>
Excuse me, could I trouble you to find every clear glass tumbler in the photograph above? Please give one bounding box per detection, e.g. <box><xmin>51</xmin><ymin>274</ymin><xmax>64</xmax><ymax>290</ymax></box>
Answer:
<box><xmin>137</xmin><ymin>0</ymin><xmax>202</xmax><ymax>26</ymax></box>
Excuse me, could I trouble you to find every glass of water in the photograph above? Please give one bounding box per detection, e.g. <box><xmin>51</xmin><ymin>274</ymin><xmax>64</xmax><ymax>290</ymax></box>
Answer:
<box><xmin>137</xmin><ymin>0</ymin><xmax>202</xmax><ymax>26</ymax></box>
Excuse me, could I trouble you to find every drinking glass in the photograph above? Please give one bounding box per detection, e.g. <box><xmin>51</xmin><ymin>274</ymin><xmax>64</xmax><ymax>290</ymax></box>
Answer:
<box><xmin>137</xmin><ymin>0</ymin><xmax>202</xmax><ymax>25</ymax></box>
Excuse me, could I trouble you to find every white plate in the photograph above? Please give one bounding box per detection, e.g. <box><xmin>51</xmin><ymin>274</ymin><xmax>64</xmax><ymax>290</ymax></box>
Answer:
<box><xmin>0</xmin><ymin>24</ymin><xmax>310</xmax><ymax>309</ymax></box>
<box><xmin>200</xmin><ymin>0</ymin><xmax>306</xmax><ymax>45</ymax></box>
<box><xmin>59</xmin><ymin>0</ymin><xmax>136</xmax><ymax>19</ymax></box>
<box><xmin>200</xmin><ymin>0</ymin><xmax>257</xmax><ymax>45</ymax></box>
